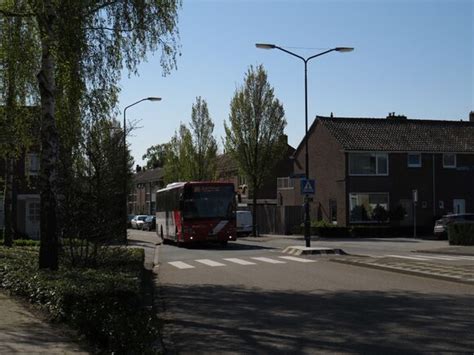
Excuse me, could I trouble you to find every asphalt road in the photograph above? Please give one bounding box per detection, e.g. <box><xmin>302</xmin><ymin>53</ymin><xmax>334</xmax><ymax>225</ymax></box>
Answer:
<box><xmin>129</xmin><ymin>230</ymin><xmax>474</xmax><ymax>354</ymax></box>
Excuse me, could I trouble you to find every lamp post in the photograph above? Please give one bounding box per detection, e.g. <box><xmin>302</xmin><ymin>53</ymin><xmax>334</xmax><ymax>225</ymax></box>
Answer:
<box><xmin>123</xmin><ymin>97</ymin><xmax>161</xmax><ymax>241</ymax></box>
<box><xmin>256</xmin><ymin>43</ymin><xmax>353</xmax><ymax>247</ymax></box>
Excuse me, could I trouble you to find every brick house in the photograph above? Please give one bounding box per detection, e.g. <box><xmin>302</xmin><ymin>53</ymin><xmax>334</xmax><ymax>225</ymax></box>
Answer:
<box><xmin>128</xmin><ymin>167</ymin><xmax>164</xmax><ymax>215</ymax></box>
<box><xmin>0</xmin><ymin>152</ymin><xmax>41</xmax><ymax>239</ymax></box>
<box><xmin>280</xmin><ymin>113</ymin><xmax>474</xmax><ymax>230</ymax></box>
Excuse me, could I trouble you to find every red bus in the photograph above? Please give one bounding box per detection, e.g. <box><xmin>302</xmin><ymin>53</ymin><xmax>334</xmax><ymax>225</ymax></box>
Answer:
<box><xmin>155</xmin><ymin>182</ymin><xmax>237</xmax><ymax>246</ymax></box>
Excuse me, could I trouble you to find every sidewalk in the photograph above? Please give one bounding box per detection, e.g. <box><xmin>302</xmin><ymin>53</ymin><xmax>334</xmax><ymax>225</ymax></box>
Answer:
<box><xmin>415</xmin><ymin>245</ymin><xmax>474</xmax><ymax>256</ymax></box>
<box><xmin>0</xmin><ymin>292</ymin><xmax>88</xmax><ymax>354</ymax></box>
<box><xmin>332</xmin><ymin>255</ymin><xmax>474</xmax><ymax>285</ymax></box>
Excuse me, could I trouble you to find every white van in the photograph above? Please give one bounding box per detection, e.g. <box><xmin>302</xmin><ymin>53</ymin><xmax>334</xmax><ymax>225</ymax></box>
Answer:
<box><xmin>236</xmin><ymin>210</ymin><xmax>253</xmax><ymax>237</ymax></box>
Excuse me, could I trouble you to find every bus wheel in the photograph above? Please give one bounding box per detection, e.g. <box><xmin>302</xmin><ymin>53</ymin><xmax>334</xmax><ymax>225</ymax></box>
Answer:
<box><xmin>220</xmin><ymin>241</ymin><xmax>228</xmax><ymax>247</ymax></box>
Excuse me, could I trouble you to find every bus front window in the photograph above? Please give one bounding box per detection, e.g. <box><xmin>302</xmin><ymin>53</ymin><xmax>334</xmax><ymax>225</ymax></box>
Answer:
<box><xmin>183</xmin><ymin>185</ymin><xmax>235</xmax><ymax>219</ymax></box>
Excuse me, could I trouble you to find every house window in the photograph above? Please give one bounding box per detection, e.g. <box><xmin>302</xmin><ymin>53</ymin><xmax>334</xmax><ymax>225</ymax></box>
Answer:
<box><xmin>349</xmin><ymin>192</ymin><xmax>389</xmax><ymax>223</ymax></box>
<box><xmin>277</xmin><ymin>177</ymin><xmax>294</xmax><ymax>190</ymax></box>
<box><xmin>26</xmin><ymin>153</ymin><xmax>40</xmax><ymax>176</ymax></box>
<box><xmin>442</xmin><ymin>153</ymin><xmax>456</xmax><ymax>168</ymax></box>
<box><xmin>349</xmin><ymin>153</ymin><xmax>388</xmax><ymax>176</ymax></box>
<box><xmin>407</xmin><ymin>153</ymin><xmax>421</xmax><ymax>167</ymax></box>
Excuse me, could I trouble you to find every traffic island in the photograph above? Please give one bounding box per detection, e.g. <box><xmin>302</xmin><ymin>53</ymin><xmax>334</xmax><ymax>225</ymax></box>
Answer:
<box><xmin>282</xmin><ymin>246</ymin><xmax>347</xmax><ymax>256</ymax></box>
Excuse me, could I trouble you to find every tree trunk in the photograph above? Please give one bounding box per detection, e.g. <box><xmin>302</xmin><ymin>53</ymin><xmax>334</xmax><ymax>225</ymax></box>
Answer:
<box><xmin>252</xmin><ymin>177</ymin><xmax>258</xmax><ymax>237</ymax></box>
<box><xmin>37</xmin><ymin>3</ymin><xmax>59</xmax><ymax>270</ymax></box>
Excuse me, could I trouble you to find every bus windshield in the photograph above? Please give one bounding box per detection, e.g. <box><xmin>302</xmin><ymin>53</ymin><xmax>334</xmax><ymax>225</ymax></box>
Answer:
<box><xmin>183</xmin><ymin>185</ymin><xmax>235</xmax><ymax>219</ymax></box>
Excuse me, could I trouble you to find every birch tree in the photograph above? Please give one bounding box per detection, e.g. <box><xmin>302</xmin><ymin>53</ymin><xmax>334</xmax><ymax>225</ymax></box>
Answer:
<box><xmin>224</xmin><ymin>65</ymin><xmax>287</xmax><ymax>236</ymax></box>
<box><xmin>0</xmin><ymin>0</ymin><xmax>181</xmax><ymax>269</ymax></box>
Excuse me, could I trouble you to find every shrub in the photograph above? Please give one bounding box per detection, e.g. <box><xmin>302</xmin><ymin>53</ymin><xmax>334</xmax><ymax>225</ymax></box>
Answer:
<box><xmin>0</xmin><ymin>246</ymin><xmax>157</xmax><ymax>353</ymax></box>
<box><xmin>448</xmin><ymin>222</ymin><xmax>474</xmax><ymax>245</ymax></box>
<box><xmin>351</xmin><ymin>225</ymin><xmax>393</xmax><ymax>238</ymax></box>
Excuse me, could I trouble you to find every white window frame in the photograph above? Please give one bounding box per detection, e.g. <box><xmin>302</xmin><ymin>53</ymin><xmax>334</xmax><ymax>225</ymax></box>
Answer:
<box><xmin>407</xmin><ymin>153</ymin><xmax>421</xmax><ymax>168</ymax></box>
<box><xmin>26</xmin><ymin>153</ymin><xmax>40</xmax><ymax>176</ymax></box>
<box><xmin>277</xmin><ymin>177</ymin><xmax>294</xmax><ymax>190</ymax></box>
<box><xmin>348</xmin><ymin>152</ymin><xmax>389</xmax><ymax>176</ymax></box>
<box><xmin>349</xmin><ymin>192</ymin><xmax>390</xmax><ymax>223</ymax></box>
<box><xmin>442</xmin><ymin>153</ymin><xmax>456</xmax><ymax>168</ymax></box>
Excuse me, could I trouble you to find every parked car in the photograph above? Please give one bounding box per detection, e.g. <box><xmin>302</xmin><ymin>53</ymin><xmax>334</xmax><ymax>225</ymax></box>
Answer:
<box><xmin>142</xmin><ymin>216</ymin><xmax>156</xmax><ymax>231</ymax></box>
<box><xmin>434</xmin><ymin>213</ymin><xmax>474</xmax><ymax>239</ymax></box>
<box><xmin>236</xmin><ymin>210</ymin><xmax>253</xmax><ymax>237</ymax></box>
<box><xmin>131</xmin><ymin>215</ymin><xmax>148</xmax><ymax>229</ymax></box>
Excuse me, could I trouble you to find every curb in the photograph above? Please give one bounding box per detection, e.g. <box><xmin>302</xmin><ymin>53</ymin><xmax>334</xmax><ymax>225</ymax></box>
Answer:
<box><xmin>331</xmin><ymin>258</ymin><xmax>474</xmax><ymax>286</ymax></box>
<box><xmin>282</xmin><ymin>246</ymin><xmax>347</xmax><ymax>256</ymax></box>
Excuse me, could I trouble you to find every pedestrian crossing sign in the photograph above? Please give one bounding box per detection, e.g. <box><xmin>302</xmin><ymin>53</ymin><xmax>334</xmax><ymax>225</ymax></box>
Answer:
<box><xmin>300</xmin><ymin>178</ymin><xmax>315</xmax><ymax>195</ymax></box>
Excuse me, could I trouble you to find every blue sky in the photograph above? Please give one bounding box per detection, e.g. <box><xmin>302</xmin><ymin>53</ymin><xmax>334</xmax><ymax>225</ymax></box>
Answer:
<box><xmin>119</xmin><ymin>0</ymin><xmax>473</xmax><ymax>166</ymax></box>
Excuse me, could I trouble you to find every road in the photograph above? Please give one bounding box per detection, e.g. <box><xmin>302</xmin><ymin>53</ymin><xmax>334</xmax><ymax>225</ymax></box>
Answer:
<box><xmin>129</xmin><ymin>230</ymin><xmax>474</xmax><ymax>354</ymax></box>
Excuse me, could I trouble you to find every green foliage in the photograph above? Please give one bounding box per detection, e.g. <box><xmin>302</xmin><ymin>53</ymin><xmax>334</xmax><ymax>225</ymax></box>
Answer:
<box><xmin>224</xmin><ymin>65</ymin><xmax>287</xmax><ymax>192</ymax></box>
<box><xmin>163</xmin><ymin>97</ymin><xmax>218</xmax><ymax>183</ymax></box>
<box><xmin>142</xmin><ymin>143</ymin><xmax>168</xmax><ymax>169</ymax></box>
<box><xmin>448</xmin><ymin>223</ymin><xmax>474</xmax><ymax>245</ymax></box>
<box><xmin>190</xmin><ymin>96</ymin><xmax>218</xmax><ymax>180</ymax></box>
<box><xmin>0</xmin><ymin>246</ymin><xmax>158</xmax><ymax>353</ymax></box>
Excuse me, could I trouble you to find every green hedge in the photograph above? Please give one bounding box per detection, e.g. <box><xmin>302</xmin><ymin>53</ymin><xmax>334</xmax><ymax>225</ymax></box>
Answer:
<box><xmin>448</xmin><ymin>223</ymin><xmax>474</xmax><ymax>245</ymax></box>
<box><xmin>0</xmin><ymin>246</ymin><xmax>158</xmax><ymax>353</ymax></box>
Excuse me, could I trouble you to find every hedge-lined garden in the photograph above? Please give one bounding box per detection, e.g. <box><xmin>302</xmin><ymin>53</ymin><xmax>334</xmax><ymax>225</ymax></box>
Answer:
<box><xmin>0</xmin><ymin>244</ymin><xmax>159</xmax><ymax>353</ymax></box>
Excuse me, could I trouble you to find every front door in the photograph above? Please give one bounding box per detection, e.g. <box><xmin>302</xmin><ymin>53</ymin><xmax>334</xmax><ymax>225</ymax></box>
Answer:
<box><xmin>26</xmin><ymin>199</ymin><xmax>41</xmax><ymax>239</ymax></box>
<box><xmin>453</xmin><ymin>199</ymin><xmax>465</xmax><ymax>214</ymax></box>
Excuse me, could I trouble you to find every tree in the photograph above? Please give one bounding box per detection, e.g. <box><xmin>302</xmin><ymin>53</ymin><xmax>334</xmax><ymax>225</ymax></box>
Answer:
<box><xmin>224</xmin><ymin>65</ymin><xmax>287</xmax><ymax>236</ymax></box>
<box><xmin>190</xmin><ymin>96</ymin><xmax>217</xmax><ymax>181</ymax></box>
<box><xmin>142</xmin><ymin>143</ymin><xmax>168</xmax><ymax>169</ymax></box>
<box><xmin>163</xmin><ymin>124</ymin><xmax>194</xmax><ymax>184</ymax></box>
<box><xmin>0</xmin><ymin>0</ymin><xmax>181</xmax><ymax>269</ymax></box>
<box><xmin>0</xmin><ymin>1</ymin><xmax>39</xmax><ymax>247</ymax></box>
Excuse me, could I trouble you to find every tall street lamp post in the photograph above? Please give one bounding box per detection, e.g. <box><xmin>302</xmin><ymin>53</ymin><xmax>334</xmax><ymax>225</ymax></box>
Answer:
<box><xmin>123</xmin><ymin>97</ymin><xmax>161</xmax><ymax>241</ymax></box>
<box><xmin>256</xmin><ymin>43</ymin><xmax>353</xmax><ymax>247</ymax></box>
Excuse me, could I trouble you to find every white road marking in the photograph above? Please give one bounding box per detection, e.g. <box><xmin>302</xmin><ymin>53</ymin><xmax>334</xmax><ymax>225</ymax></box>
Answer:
<box><xmin>251</xmin><ymin>257</ymin><xmax>286</xmax><ymax>264</ymax></box>
<box><xmin>411</xmin><ymin>255</ymin><xmax>457</xmax><ymax>261</ymax></box>
<box><xmin>195</xmin><ymin>259</ymin><xmax>226</xmax><ymax>267</ymax></box>
<box><xmin>385</xmin><ymin>255</ymin><xmax>430</xmax><ymax>261</ymax></box>
<box><xmin>414</xmin><ymin>254</ymin><xmax>474</xmax><ymax>261</ymax></box>
<box><xmin>279</xmin><ymin>256</ymin><xmax>317</xmax><ymax>263</ymax></box>
<box><xmin>168</xmin><ymin>261</ymin><xmax>195</xmax><ymax>269</ymax></box>
<box><xmin>223</xmin><ymin>258</ymin><xmax>256</xmax><ymax>265</ymax></box>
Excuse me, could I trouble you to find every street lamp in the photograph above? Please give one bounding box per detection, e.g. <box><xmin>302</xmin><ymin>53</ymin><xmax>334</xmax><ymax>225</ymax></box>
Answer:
<box><xmin>256</xmin><ymin>43</ymin><xmax>353</xmax><ymax>247</ymax></box>
<box><xmin>123</xmin><ymin>97</ymin><xmax>161</xmax><ymax>241</ymax></box>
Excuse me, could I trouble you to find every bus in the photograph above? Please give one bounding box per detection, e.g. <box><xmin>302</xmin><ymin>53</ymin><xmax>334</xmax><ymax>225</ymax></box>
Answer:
<box><xmin>155</xmin><ymin>181</ymin><xmax>237</xmax><ymax>246</ymax></box>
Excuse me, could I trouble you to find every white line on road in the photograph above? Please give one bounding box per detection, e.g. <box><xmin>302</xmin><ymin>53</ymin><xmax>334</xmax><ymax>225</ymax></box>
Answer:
<box><xmin>168</xmin><ymin>261</ymin><xmax>195</xmax><ymax>269</ymax></box>
<box><xmin>223</xmin><ymin>258</ymin><xmax>256</xmax><ymax>265</ymax></box>
<box><xmin>385</xmin><ymin>255</ymin><xmax>431</xmax><ymax>261</ymax></box>
<box><xmin>411</xmin><ymin>255</ymin><xmax>458</xmax><ymax>261</ymax></box>
<box><xmin>279</xmin><ymin>256</ymin><xmax>317</xmax><ymax>263</ymax></box>
<box><xmin>195</xmin><ymin>259</ymin><xmax>226</xmax><ymax>267</ymax></box>
<box><xmin>251</xmin><ymin>257</ymin><xmax>286</xmax><ymax>264</ymax></box>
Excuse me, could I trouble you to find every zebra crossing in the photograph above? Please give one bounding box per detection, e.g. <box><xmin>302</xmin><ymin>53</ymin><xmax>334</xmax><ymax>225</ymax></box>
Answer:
<box><xmin>383</xmin><ymin>254</ymin><xmax>474</xmax><ymax>262</ymax></box>
<box><xmin>167</xmin><ymin>255</ymin><xmax>316</xmax><ymax>270</ymax></box>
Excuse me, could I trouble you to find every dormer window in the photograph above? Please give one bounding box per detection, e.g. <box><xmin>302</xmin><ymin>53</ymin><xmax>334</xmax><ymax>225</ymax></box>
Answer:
<box><xmin>407</xmin><ymin>153</ymin><xmax>421</xmax><ymax>168</ymax></box>
<box><xmin>442</xmin><ymin>153</ymin><xmax>456</xmax><ymax>168</ymax></box>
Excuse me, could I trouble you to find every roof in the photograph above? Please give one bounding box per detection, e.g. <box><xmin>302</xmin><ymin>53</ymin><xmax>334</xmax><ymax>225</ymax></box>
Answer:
<box><xmin>133</xmin><ymin>167</ymin><xmax>164</xmax><ymax>184</ymax></box>
<box><xmin>296</xmin><ymin>116</ymin><xmax>474</xmax><ymax>153</ymax></box>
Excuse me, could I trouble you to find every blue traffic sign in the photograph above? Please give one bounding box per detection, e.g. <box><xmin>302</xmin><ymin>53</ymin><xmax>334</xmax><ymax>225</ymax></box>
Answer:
<box><xmin>300</xmin><ymin>178</ymin><xmax>315</xmax><ymax>195</ymax></box>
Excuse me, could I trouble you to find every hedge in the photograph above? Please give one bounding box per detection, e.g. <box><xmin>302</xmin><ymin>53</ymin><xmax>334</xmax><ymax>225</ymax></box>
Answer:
<box><xmin>448</xmin><ymin>223</ymin><xmax>474</xmax><ymax>246</ymax></box>
<box><xmin>0</xmin><ymin>246</ymin><xmax>158</xmax><ymax>353</ymax></box>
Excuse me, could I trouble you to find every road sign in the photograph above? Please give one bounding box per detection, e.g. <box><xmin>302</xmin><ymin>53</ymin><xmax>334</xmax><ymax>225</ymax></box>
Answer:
<box><xmin>300</xmin><ymin>179</ymin><xmax>315</xmax><ymax>195</ymax></box>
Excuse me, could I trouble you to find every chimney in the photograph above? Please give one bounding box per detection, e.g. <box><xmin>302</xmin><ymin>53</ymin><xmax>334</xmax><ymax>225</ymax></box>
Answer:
<box><xmin>386</xmin><ymin>112</ymin><xmax>407</xmax><ymax>120</ymax></box>
<box><xmin>470</xmin><ymin>111</ymin><xmax>474</xmax><ymax>122</ymax></box>
<box><xmin>136</xmin><ymin>164</ymin><xmax>142</xmax><ymax>173</ymax></box>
